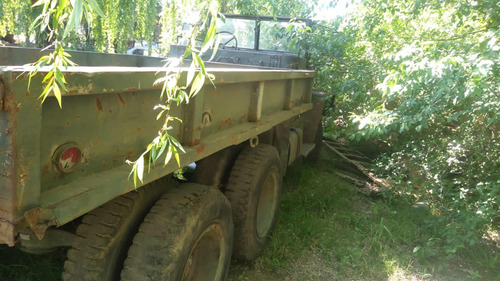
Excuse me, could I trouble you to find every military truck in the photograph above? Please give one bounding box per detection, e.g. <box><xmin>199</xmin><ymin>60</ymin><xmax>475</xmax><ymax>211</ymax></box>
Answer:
<box><xmin>0</xmin><ymin>14</ymin><xmax>323</xmax><ymax>280</ymax></box>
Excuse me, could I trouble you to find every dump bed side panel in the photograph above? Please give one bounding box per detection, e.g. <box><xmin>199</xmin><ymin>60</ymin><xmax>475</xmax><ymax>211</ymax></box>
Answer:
<box><xmin>0</xmin><ymin>65</ymin><xmax>315</xmax><ymax>244</ymax></box>
<box><xmin>39</xmin><ymin>89</ymin><xmax>183</xmax><ymax>192</ymax></box>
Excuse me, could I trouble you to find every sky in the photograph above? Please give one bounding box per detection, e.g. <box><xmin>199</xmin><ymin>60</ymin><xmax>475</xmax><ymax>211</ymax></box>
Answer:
<box><xmin>313</xmin><ymin>0</ymin><xmax>357</xmax><ymax>20</ymax></box>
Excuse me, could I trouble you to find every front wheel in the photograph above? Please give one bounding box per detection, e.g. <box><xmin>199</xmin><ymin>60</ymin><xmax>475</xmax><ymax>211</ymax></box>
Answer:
<box><xmin>120</xmin><ymin>183</ymin><xmax>233</xmax><ymax>281</ymax></box>
<box><xmin>225</xmin><ymin>144</ymin><xmax>282</xmax><ymax>260</ymax></box>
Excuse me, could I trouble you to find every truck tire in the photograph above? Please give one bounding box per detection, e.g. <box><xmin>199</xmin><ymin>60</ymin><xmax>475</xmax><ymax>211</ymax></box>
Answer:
<box><xmin>62</xmin><ymin>178</ymin><xmax>174</xmax><ymax>281</ymax></box>
<box><xmin>225</xmin><ymin>144</ymin><xmax>282</xmax><ymax>260</ymax></box>
<box><xmin>120</xmin><ymin>183</ymin><xmax>233</xmax><ymax>281</ymax></box>
<box><xmin>193</xmin><ymin>146</ymin><xmax>240</xmax><ymax>188</ymax></box>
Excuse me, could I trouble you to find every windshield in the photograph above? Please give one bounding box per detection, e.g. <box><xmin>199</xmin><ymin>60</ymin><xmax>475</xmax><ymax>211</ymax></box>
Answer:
<box><xmin>215</xmin><ymin>15</ymin><xmax>308</xmax><ymax>53</ymax></box>
<box><xmin>216</xmin><ymin>17</ymin><xmax>255</xmax><ymax>49</ymax></box>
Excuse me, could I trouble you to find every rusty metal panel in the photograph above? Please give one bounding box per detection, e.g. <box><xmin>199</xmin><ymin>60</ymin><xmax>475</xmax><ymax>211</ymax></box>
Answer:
<box><xmin>0</xmin><ymin>73</ymin><xmax>16</xmax><ymax>246</ymax></box>
<box><xmin>37</xmin><ymin>102</ymin><xmax>312</xmax><ymax>227</ymax></box>
<box><xmin>0</xmin><ymin>59</ymin><xmax>315</xmax><ymax>244</ymax></box>
<box><xmin>199</xmin><ymin>83</ymin><xmax>253</xmax><ymax>139</ymax></box>
<box><xmin>0</xmin><ymin>70</ymin><xmax>43</xmax><ymax>245</ymax></box>
<box><xmin>260</xmin><ymin>80</ymin><xmax>285</xmax><ymax>117</ymax></box>
<box><xmin>0</xmin><ymin>220</ymin><xmax>15</xmax><ymax>246</ymax></box>
<box><xmin>39</xmin><ymin>89</ymin><xmax>183</xmax><ymax>192</ymax></box>
<box><xmin>11</xmin><ymin>74</ymin><xmax>43</xmax><ymax>213</ymax></box>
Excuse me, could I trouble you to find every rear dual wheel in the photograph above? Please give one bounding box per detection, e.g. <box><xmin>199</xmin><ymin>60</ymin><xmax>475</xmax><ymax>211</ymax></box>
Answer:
<box><xmin>121</xmin><ymin>183</ymin><xmax>233</xmax><ymax>281</ymax></box>
<box><xmin>225</xmin><ymin>144</ymin><xmax>282</xmax><ymax>260</ymax></box>
<box><xmin>63</xmin><ymin>181</ymin><xmax>232</xmax><ymax>281</ymax></box>
<box><xmin>62</xmin><ymin>179</ymin><xmax>172</xmax><ymax>281</ymax></box>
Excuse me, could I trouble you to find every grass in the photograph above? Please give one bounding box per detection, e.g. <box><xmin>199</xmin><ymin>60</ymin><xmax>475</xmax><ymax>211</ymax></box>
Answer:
<box><xmin>0</xmin><ymin>246</ymin><xmax>65</xmax><ymax>281</ymax></box>
<box><xmin>1</xmin><ymin>156</ymin><xmax>499</xmax><ymax>281</ymax></box>
<box><xmin>228</xmin><ymin>158</ymin><xmax>500</xmax><ymax>281</ymax></box>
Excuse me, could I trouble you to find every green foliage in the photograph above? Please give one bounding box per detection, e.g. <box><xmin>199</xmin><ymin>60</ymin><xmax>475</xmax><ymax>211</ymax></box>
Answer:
<box><xmin>224</xmin><ymin>0</ymin><xmax>317</xmax><ymax>18</ymax></box>
<box><xmin>28</xmin><ymin>45</ymin><xmax>75</xmax><ymax>107</ymax></box>
<box><xmin>26</xmin><ymin>0</ymin><xmax>103</xmax><ymax>107</ymax></box>
<box><xmin>308</xmin><ymin>0</ymin><xmax>500</xmax><ymax>253</ymax></box>
<box><xmin>128</xmin><ymin>0</ymin><xmax>219</xmax><ymax>185</ymax></box>
<box><xmin>0</xmin><ymin>0</ymin><xmax>34</xmax><ymax>39</ymax></box>
<box><xmin>1</xmin><ymin>0</ymin><xmax>204</xmax><ymax>54</ymax></box>
<box><xmin>159</xmin><ymin>0</ymin><xmax>208</xmax><ymax>54</ymax></box>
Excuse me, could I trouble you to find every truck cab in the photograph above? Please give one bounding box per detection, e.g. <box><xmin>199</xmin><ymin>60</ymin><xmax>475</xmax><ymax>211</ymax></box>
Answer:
<box><xmin>170</xmin><ymin>14</ymin><xmax>312</xmax><ymax>69</ymax></box>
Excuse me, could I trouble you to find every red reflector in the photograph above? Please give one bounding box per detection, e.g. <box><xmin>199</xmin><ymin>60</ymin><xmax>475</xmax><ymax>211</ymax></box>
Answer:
<box><xmin>58</xmin><ymin>146</ymin><xmax>80</xmax><ymax>172</ymax></box>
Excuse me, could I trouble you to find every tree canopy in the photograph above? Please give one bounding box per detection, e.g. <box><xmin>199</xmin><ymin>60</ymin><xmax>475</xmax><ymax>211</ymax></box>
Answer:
<box><xmin>1</xmin><ymin>0</ymin><xmax>209</xmax><ymax>54</ymax></box>
<box><xmin>309</xmin><ymin>0</ymin><xmax>499</xmax><ymax>255</ymax></box>
<box><xmin>225</xmin><ymin>0</ymin><xmax>500</xmax><ymax>257</ymax></box>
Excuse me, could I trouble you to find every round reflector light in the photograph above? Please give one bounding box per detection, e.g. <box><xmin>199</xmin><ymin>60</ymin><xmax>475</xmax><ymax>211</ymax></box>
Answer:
<box><xmin>53</xmin><ymin>144</ymin><xmax>81</xmax><ymax>173</ymax></box>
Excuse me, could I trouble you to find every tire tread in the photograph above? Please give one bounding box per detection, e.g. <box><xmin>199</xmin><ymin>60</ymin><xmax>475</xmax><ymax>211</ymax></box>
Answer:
<box><xmin>225</xmin><ymin>144</ymin><xmax>282</xmax><ymax>260</ymax></box>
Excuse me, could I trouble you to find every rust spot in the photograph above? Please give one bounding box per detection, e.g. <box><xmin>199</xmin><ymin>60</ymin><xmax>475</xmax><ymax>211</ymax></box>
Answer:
<box><xmin>115</xmin><ymin>148</ymin><xmax>120</xmax><ymax>153</ymax></box>
<box><xmin>126</xmin><ymin>149</ymin><xmax>135</xmax><ymax>160</ymax></box>
<box><xmin>239</xmin><ymin>114</ymin><xmax>248</xmax><ymax>124</ymax></box>
<box><xmin>0</xmin><ymin>219</ymin><xmax>16</xmax><ymax>247</ymax></box>
<box><xmin>41</xmin><ymin>163</ymin><xmax>52</xmax><ymax>176</ymax></box>
<box><xmin>136</xmin><ymin>127</ymin><xmax>144</xmax><ymax>133</ymax></box>
<box><xmin>191</xmin><ymin>139</ymin><xmax>201</xmax><ymax>146</ymax></box>
<box><xmin>19</xmin><ymin>154</ymin><xmax>26</xmax><ymax>187</ymax></box>
<box><xmin>2</xmin><ymin>89</ymin><xmax>20</xmax><ymax>114</ymax></box>
<box><xmin>24</xmin><ymin>208</ymin><xmax>57</xmax><ymax>240</ymax></box>
<box><xmin>196</xmin><ymin>144</ymin><xmax>205</xmax><ymax>154</ymax></box>
<box><xmin>109</xmin><ymin>110</ymin><xmax>112</xmax><ymax>114</ymax></box>
<box><xmin>96</xmin><ymin>97</ymin><xmax>103</xmax><ymax>112</ymax></box>
<box><xmin>125</xmin><ymin>87</ymin><xmax>138</xmax><ymax>91</ymax></box>
<box><xmin>93</xmin><ymin>138</ymin><xmax>100</xmax><ymax>146</ymax></box>
<box><xmin>66</xmin><ymin>121</ymin><xmax>70</xmax><ymax>126</ymax></box>
<box><xmin>218</xmin><ymin>118</ymin><xmax>232</xmax><ymax>129</ymax></box>
<box><xmin>25</xmin><ymin>91</ymin><xmax>29</xmax><ymax>97</ymax></box>
<box><xmin>117</xmin><ymin>93</ymin><xmax>125</xmax><ymax>105</ymax></box>
<box><xmin>74</xmin><ymin>116</ymin><xmax>81</xmax><ymax>120</ymax></box>
<box><xmin>231</xmin><ymin>135</ymin><xmax>240</xmax><ymax>144</ymax></box>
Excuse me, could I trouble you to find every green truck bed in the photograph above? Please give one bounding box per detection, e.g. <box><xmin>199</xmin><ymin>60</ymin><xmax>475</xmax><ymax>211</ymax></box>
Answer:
<box><xmin>0</xmin><ymin>47</ymin><xmax>315</xmax><ymax>246</ymax></box>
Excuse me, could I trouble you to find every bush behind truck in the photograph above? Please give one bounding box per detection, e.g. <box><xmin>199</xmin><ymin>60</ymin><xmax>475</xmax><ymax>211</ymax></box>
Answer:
<box><xmin>0</xmin><ymin>15</ymin><xmax>323</xmax><ymax>280</ymax></box>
